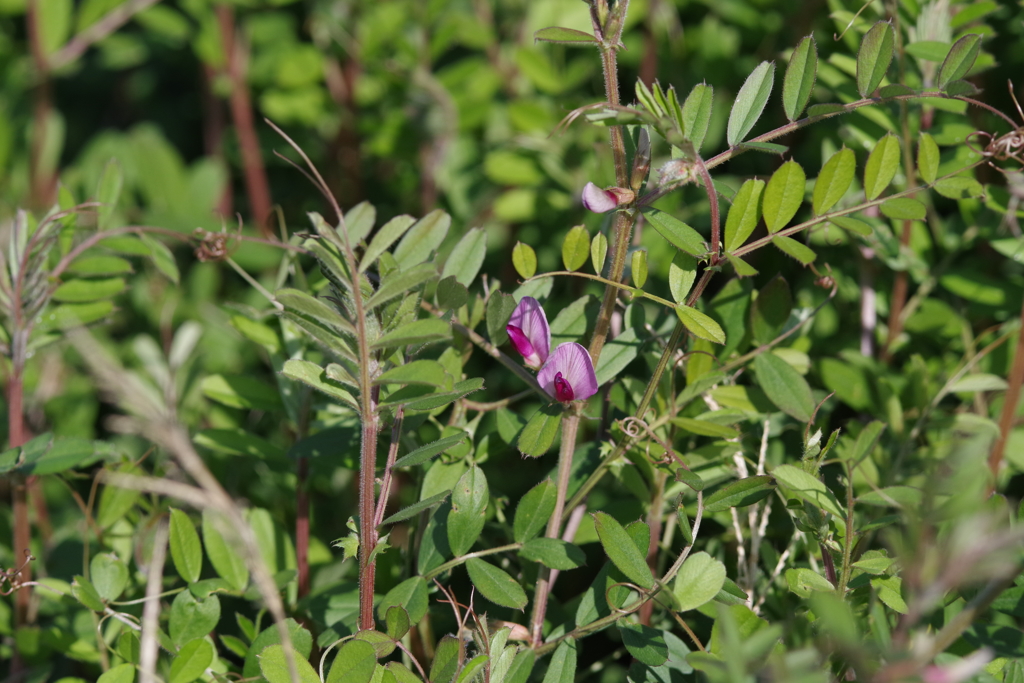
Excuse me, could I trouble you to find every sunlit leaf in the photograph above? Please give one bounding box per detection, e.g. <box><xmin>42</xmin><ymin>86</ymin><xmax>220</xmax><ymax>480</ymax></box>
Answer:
<box><xmin>783</xmin><ymin>36</ymin><xmax>817</xmax><ymax>121</ymax></box>
<box><xmin>727</xmin><ymin>61</ymin><xmax>775</xmax><ymax>146</ymax></box>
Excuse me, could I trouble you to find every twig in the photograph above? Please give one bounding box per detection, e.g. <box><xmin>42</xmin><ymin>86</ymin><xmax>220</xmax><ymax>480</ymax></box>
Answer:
<box><xmin>988</xmin><ymin>298</ymin><xmax>1024</xmax><ymax>487</ymax></box>
<box><xmin>47</xmin><ymin>0</ymin><xmax>160</xmax><ymax>70</ymax></box>
<box><xmin>139</xmin><ymin>520</ymin><xmax>167</xmax><ymax>683</ymax></box>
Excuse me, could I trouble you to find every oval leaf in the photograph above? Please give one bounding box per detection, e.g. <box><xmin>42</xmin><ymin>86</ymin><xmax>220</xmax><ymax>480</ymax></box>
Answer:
<box><xmin>673</xmin><ymin>551</ymin><xmax>726</xmax><ymax>611</ymax></box>
<box><xmin>643</xmin><ymin>207</ymin><xmax>706</xmax><ymax>257</ymax></box>
<box><xmin>864</xmin><ymin>134</ymin><xmax>901</xmax><ymax>201</ymax></box>
<box><xmin>703</xmin><ymin>475</ymin><xmax>775</xmax><ymax>513</ymax></box>
<box><xmin>753</xmin><ymin>352</ymin><xmax>814</xmax><ymax>422</ymax></box>
<box><xmin>512</xmin><ymin>241</ymin><xmax>537</xmax><ymax>279</ymax></box>
<box><xmin>727</xmin><ymin>61</ymin><xmax>776</xmax><ymax>146</ymax></box>
<box><xmin>682</xmin><ymin>83</ymin><xmax>714</xmax><ymax>153</ymax></box>
<box><xmin>534</xmin><ymin>26</ymin><xmax>597</xmax><ymax>45</ymax></box>
<box><xmin>513</xmin><ymin>479</ymin><xmax>557</xmax><ymax>544</ymax></box>
<box><xmin>590</xmin><ymin>232</ymin><xmax>608</xmax><ymax>275</ymax></box>
<box><xmin>562</xmin><ymin>225</ymin><xmax>591</xmax><ymax>272</ymax></box>
<box><xmin>763</xmin><ymin>161</ymin><xmax>806</xmax><ymax>233</ymax></box>
<box><xmin>812</xmin><ymin>148</ymin><xmax>855</xmax><ymax>215</ymax></box>
<box><xmin>917</xmin><ymin>132</ymin><xmax>939</xmax><ymax>185</ymax></box>
<box><xmin>724</xmin><ymin>178</ymin><xmax>765</xmax><ymax>252</ymax></box>
<box><xmin>938</xmin><ymin>34</ymin><xmax>982</xmax><ymax>90</ymax></box>
<box><xmin>519</xmin><ymin>538</ymin><xmax>586</xmax><ymax>570</ymax></box>
<box><xmin>169</xmin><ymin>508</ymin><xmax>203</xmax><ymax>584</ymax></box>
<box><xmin>448</xmin><ymin>466</ymin><xmax>489</xmax><ymax>556</ymax></box>
<box><xmin>593</xmin><ymin>511</ymin><xmax>654</xmax><ymax>589</ymax></box>
<box><xmin>631</xmin><ymin>249</ymin><xmax>648</xmax><ymax>288</ymax></box>
<box><xmin>773</xmin><ymin>464</ymin><xmax>845</xmax><ymax>519</ymax></box>
<box><xmin>518</xmin><ymin>404</ymin><xmax>563</xmax><ymax>458</ymax></box>
<box><xmin>465</xmin><ymin>558</ymin><xmax>528</xmax><ymax>609</ymax></box>
<box><xmin>880</xmin><ymin>197</ymin><xmax>926</xmax><ymax>220</ymax></box>
<box><xmin>326</xmin><ymin>639</ymin><xmax>377</xmax><ymax>683</ymax></box>
<box><xmin>856</xmin><ymin>21</ymin><xmax>895</xmax><ymax>97</ymax></box>
<box><xmin>442</xmin><ymin>227</ymin><xmax>487</xmax><ymax>286</ymax></box>
<box><xmin>783</xmin><ymin>36</ymin><xmax>817</xmax><ymax>121</ymax></box>
<box><xmin>675</xmin><ymin>305</ymin><xmax>726</xmax><ymax>345</ymax></box>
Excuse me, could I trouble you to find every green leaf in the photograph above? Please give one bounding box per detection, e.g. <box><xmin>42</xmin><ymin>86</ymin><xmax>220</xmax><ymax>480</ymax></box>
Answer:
<box><xmin>97</xmin><ymin>664</ymin><xmax>135</xmax><ymax>683</ymax></box>
<box><xmin>670</xmin><ymin>417</ymin><xmax>738</xmax><ymax>438</ymax></box>
<box><xmin>938</xmin><ymin>34</ymin><xmax>982</xmax><ymax>89</ymax></box>
<box><xmin>67</xmin><ymin>255</ymin><xmax>133</xmax><ymax>276</ymax></box>
<box><xmin>520</xmin><ymin>538</ymin><xmax>586</xmax><ymax>570</ymax></box>
<box><xmin>917</xmin><ymin>133</ymin><xmax>939</xmax><ymax>185</ymax></box>
<box><xmin>773</xmin><ymin>236</ymin><xmax>817</xmax><ymax>265</ymax></box>
<box><xmin>702</xmin><ymin>475</ymin><xmax>775</xmax><ymax>513</ymax></box>
<box><xmin>281</xmin><ymin>359</ymin><xmax>358</xmax><ymax>409</ymax></box>
<box><xmin>201</xmin><ymin>374</ymin><xmax>283</xmax><ymax>412</ymax></box>
<box><xmin>750</xmin><ymin>275</ymin><xmax>791</xmax><ymax>345</ymax></box>
<box><xmin>668</xmin><ymin>252</ymin><xmax>698</xmax><ymax>304</ymax></box>
<box><xmin>542</xmin><ymin>641</ymin><xmax>577</xmax><ymax>683</ymax></box>
<box><xmin>52</xmin><ymin>277</ymin><xmax>126</xmax><ymax>303</ymax></box>
<box><xmin>505</xmin><ymin>649</ymin><xmax>536</xmax><ymax>683</ymax></box>
<box><xmin>856</xmin><ymin>21</ymin><xmax>895</xmax><ymax>97</ymax></box>
<box><xmin>366</xmin><ymin>263</ymin><xmax>437</xmax><ymax>309</ymax></box>
<box><xmin>394</xmin><ymin>209</ymin><xmax>450</xmax><ymax>270</ymax></box>
<box><xmin>431</xmin><ymin>636</ymin><xmax>460</xmax><ymax>683</ymax></box>
<box><xmin>140</xmin><ymin>235</ymin><xmax>179</xmax><ymax>284</ymax></box>
<box><xmin>518</xmin><ymin>404</ymin><xmax>563</xmax><ymax>457</ymax></box>
<box><xmin>394</xmin><ymin>433</ymin><xmax>469</xmax><ymax>469</ymax></box>
<box><xmin>880</xmin><ymin>197</ymin><xmax>927</xmax><ymax>220</ymax></box>
<box><xmin>465</xmin><ymin>558</ymin><xmax>528</xmax><ymax>609</ymax></box>
<box><xmin>872</xmin><ymin>575</ymin><xmax>908</xmax><ymax>614</ymax></box>
<box><xmin>864</xmin><ymin>134</ymin><xmax>901</xmax><ymax>201</ymax></box>
<box><xmin>243</xmin><ymin>620</ymin><xmax>313</xmax><ymax>679</ymax></box>
<box><xmin>169</xmin><ymin>590</ymin><xmax>221</xmax><ymax>648</ymax></box>
<box><xmin>169</xmin><ymin>639</ymin><xmax>214</xmax><ymax>683</ymax></box>
<box><xmin>934</xmin><ymin>177</ymin><xmax>985</xmax><ymax>199</ymax></box>
<box><xmin>378</xmin><ymin>576</ymin><xmax>429</xmax><ymax>625</ymax></box>
<box><xmin>643</xmin><ymin>208</ymin><xmax>706</xmax><ymax>257</ymax></box>
<box><xmin>442</xmin><ymin>227</ymin><xmax>487</xmax><ymax>286</ymax></box>
<box><xmin>673</xmin><ymin>551</ymin><xmax>727</xmax><ymax>611</ymax></box>
<box><xmin>372</xmin><ymin>318</ymin><xmax>451</xmax><ymax>349</ymax></box>
<box><xmin>773</xmin><ymin>464</ymin><xmax>845</xmax><ymax>519</ymax></box>
<box><xmin>785</xmin><ymin>568</ymin><xmax>834</xmax><ymax>597</ymax></box>
<box><xmin>382</xmin><ymin>490</ymin><xmax>451</xmax><ymax>525</ymax></box>
<box><xmin>456</xmin><ymin>655</ymin><xmax>490</xmax><ymax>683</ymax></box>
<box><xmin>385</xmin><ymin>606</ymin><xmax>411</xmax><ymax>641</ymax></box>
<box><xmin>594</xmin><ymin>326</ymin><xmax>640</xmax><ymax>385</ymax></box>
<box><xmin>726</xmin><ymin>254</ymin><xmax>758</xmax><ymax>277</ymax></box>
<box><xmin>344</xmin><ymin>201</ymin><xmax>376</xmax><ymax>244</ymax></box>
<box><xmin>830</xmin><ymin>216</ymin><xmax>872</xmax><ymax>236</ymax></box>
<box><xmin>676</xmin><ymin>468</ymin><xmax>704</xmax><ymax>493</ymax></box>
<box><xmin>72</xmin><ymin>575</ymin><xmax>106</xmax><ymax>611</ymax></box>
<box><xmin>783</xmin><ymin>36</ymin><xmax>817</xmax><ymax>121</ymax></box>
<box><xmin>202</xmin><ymin>510</ymin><xmax>249</xmax><ymax>591</ymax></box>
<box><xmin>738</xmin><ymin>141</ymin><xmax>789</xmax><ymax>155</ymax></box>
<box><xmin>727</xmin><ymin>61</ymin><xmax>775</xmax><ymax>146</ymax></box>
<box><xmin>753</xmin><ymin>352</ymin><xmax>814</xmax><ymax>422</ymax></box>
<box><xmin>376</xmin><ymin>360</ymin><xmax>449</xmax><ymax>387</ymax></box>
<box><xmin>631</xmin><ymin>249</ymin><xmax>648</xmax><ymax>288</ymax></box>
<box><xmin>512</xmin><ymin>241</ymin><xmax>537</xmax><ymax>279</ymax></box>
<box><xmin>360</xmin><ymin>215</ymin><xmax>415</xmax><ymax>272</ymax></box>
<box><xmin>355</xmin><ymin>630</ymin><xmax>396</xmax><ymax>658</ymax></box>
<box><xmin>448</xmin><ymin>466</ymin><xmax>489</xmax><ymax>556</ymax></box>
<box><xmin>593</xmin><ymin>511</ymin><xmax>654</xmax><ymax>589</ymax></box>
<box><xmin>762</xmin><ymin>161</ymin><xmax>806</xmax><ymax>233</ymax></box>
<box><xmin>259</xmin><ymin>644</ymin><xmax>320</xmax><ymax>683</ymax></box>
<box><xmin>618</xmin><ymin>623</ymin><xmax>668</xmax><ymax>667</ymax></box>
<box><xmin>675</xmin><ymin>306</ymin><xmax>726</xmax><ymax>345</ymax></box>
<box><xmin>399</xmin><ymin>378</ymin><xmax>484</xmax><ymax>412</ymax></box>
<box><xmin>486</xmin><ymin>291</ymin><xmax>517</xmax><ymax>346</ymax></box>
<box><xmin>326</xmin><ymin>639</ymin><xmax>377</xmax><ymax>683</ymax></box>
<box><xmin>812</xmin><ymin>148</ymin><xmax>856</xmax><ymax>215</ymax></box>
<box><xmin>534</xmin><ymin>26</ymin><xmax>597</xmax><ymax>45</ymax></box>
<box><xmin>590</xmin><ymin>232</ymin><xmax>608</xmax><ymax>274</ymax></box>
<box><xmin>514</xmin><ymin>479</ymin><xmax>557</xmax><ymax>544</ymax></box>
<box><xmin>90</xmin><ymin>553</ymin><xmax>128</xmax><ymax>602</ymax></box>
<box><xmin>724</xmin><ymin>179</ymin><xmax>765</xmax><ymax>252</ymax></box>
<box><xmin>682</xmin><ymin>83</ymin><xmax>714</xmax><ymax>153</ymax></box>
<box><xmin>562</xmin><ymin>225</ymin><xmax>590</xmax><ymax>272</ymax></box>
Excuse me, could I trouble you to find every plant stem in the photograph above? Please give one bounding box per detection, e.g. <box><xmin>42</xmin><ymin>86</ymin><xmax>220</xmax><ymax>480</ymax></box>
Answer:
<box><xmin>988</xmin><ymin>297</ymin><xmax>1024</xmax><ymax>487</ymax></box>
<box><xmin>296</xmin><ymin>455</ymin><xmax>310</xmax><ymax>599</ymax></box>
<box><xmin>530</xmin><ymin>409</ymin><xmax>580</xmax><ymax>646</ymax></box>
<box><xmin>358</xmin><ymin>406</ymin><xmax>380</xmax><ymax>631</ymax></box>
<box><xmin>836</xmin><ymin>463</ymin><xmax>857</xmax><ymax>595</ymax></box>
<box><xmin>217</xmin><ymin>5</ymin><xmax>274</xmax><ymax>237</ymax></box>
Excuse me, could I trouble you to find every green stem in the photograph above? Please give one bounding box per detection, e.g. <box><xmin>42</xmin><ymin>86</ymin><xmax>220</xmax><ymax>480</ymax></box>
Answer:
<box><xmin>530</xmin><ymin>409</ymin><xmax>581</xmax><ymax>645</ymax></box>
<box><xmin>836</xmin><ymin>462</ymin><xmax>856</xmax><ymax>596</ymax></box>
<box><xmin>423</xmin><ymin>543</ymin><xmax>522</xmax><ymax>582</ymax></box>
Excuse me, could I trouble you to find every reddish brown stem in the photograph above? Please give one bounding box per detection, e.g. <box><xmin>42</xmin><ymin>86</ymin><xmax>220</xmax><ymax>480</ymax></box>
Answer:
<box><xmin>296</xmin><ymin>456</ymin><xmax>310</xmax><ymax>599</ymax></box>
<box><xmin>216</xmin><ymin>5</ymin><xmax>274</xmax><ymax>238</ymax></box>
<box><xmin>8</xmin><ymin>365</ymin><xmax>32</xmax><ymax>675</ymax></box>
<box><xmin>988</xmin><ymin>298</ymin><xmax>1024</xmax><ymax>485</ymax></box>
<box><xmin>358</xmin><ymin>407</ymin><xmax>380</xmax><ymax>631</ymax></box>
<box><xmin>26</xmin><ymin>0</ymin><xmax>55</xmax><ymax>209</ymax></box>
<box><xmin>201</xmin><ymin>64</ymin><xmax>232</xmax><ymax>218</ymax></box>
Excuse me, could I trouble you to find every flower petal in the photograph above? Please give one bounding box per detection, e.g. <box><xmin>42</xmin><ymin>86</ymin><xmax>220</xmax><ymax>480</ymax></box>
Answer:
<box><xmin>508</xmin><ymin>296</ymin><xmax>550</xmax><ymax>366</ymax></box>
<box><xmin>582</xmin><ymin>182</ymin><xmax>618</xmax><ymax>213</ymax></box>
<box><xmin>538</xmin><ymin>342</ymin><xmax>598</xmax><ymax>402</ymax></box>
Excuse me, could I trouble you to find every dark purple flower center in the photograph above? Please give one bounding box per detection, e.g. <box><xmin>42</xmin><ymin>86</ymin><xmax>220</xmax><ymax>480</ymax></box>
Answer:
<box><xmin>506</xmin><ymin>324</ymin><xmax>535</xmax><ymax>357</ymax></box>
<box><xmin>553</xmin><ymin>372</ymin><xmax>574</xmax><ymax>402</ymax></box>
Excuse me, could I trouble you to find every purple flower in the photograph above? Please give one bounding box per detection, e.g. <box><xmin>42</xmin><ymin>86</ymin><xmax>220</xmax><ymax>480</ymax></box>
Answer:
<box><xmin>538</xmin><ymin>343</ymin><xmax>598</xmax><ymax>403</ymax></box>
<box><xmin>582</xmin><ymin>182</ymin><xmax>636</xmax><ymax>213</ymax></box>
<box><xmin>581</xmin><ymin>182</ymin><xmax>618</xmax><ymax>213</ymax></box>
<box><xmin>507</xmin><ymin>296</ymin><xmax>550</xmax><ymax>369</ymax></box>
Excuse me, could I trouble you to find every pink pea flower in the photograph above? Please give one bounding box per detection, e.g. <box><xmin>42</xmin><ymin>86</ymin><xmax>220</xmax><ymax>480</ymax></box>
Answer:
<box><xmin>538</xmin><ymin>342</ymin><xmax>598</xmax><ymax>403</ymax></box>
<box><xmin>582</xmin><ymin>182</ymin><xmax>635</xmax><ymax>213</ymax></box>
<box><xmin>507</xmin><ymin>296</ymin><xmax>550</xmax><ymax>370</ymax></box>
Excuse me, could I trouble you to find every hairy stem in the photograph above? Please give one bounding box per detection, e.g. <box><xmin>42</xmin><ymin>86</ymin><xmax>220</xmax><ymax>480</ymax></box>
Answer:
<box><xmin>359</xmin><ymin>409</ymin><xmax>380</xmax><ymax>631</ymax></box>
<box><xmin>530</xmin><ymin>409</ymin><xmax>581</xmax><ymax>646</ymax></box>
<box><xmin>988</xmin><ymin>297</ymin><xmax>1024</xmax><ymax>487</ymax></box>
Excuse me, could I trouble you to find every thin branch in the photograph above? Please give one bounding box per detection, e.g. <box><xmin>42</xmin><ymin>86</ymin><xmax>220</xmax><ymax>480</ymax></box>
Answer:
<box><xmin>47</xmin><ymin>0</ymin><xmax>160</xmax><ymax>70</ymax></box>
<box><xmin>138</xmin><ymin>519</ymin><xmax>167</xmax><ymax>683</ymax></box>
